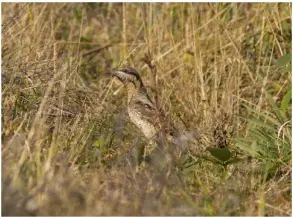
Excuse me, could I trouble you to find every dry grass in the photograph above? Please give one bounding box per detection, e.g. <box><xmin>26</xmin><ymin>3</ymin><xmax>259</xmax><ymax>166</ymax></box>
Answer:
<box><xmin>2</xmin><ymin>2</ymin><xmax>291</xmax><ymax>216</ymax></box>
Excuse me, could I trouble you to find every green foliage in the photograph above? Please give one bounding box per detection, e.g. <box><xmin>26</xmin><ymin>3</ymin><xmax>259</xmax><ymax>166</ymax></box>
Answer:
<box><xmin>27</xmin><ymin>5</ymin><xmax>33</xmax><ymax>21</ymax></box>
<box><xmin>281</xmin><ymin>88</ymin><xmax>291</xmax><ymax>114</ymax></box>
<box><xmin>73</xmin><ymin>7</ymin><xmax>83</xmax><ymax>22</ymax></box>
<box><xmin>94</xmin><ymin>135</ymin><xmax>112</xmax><ymax>151</ymax></box>
<box><xmin>276</xmin><ymin>53</ymin><xmax>292</xmax><ymax>67</ymax></box>
<box><xmin>203</xmin><ymin>148</ymin><xmax>243</xmax><ymax>169</ymax></box>
<box><xmin>208</xmin><ymin>147</ymin><xmax>231</xmax><ymax>162</ymax></box>
<box><xmin>233</xmin><ymin>91</ymin><xmax>291</xmax><ymax>177</ymax></box>
<box><xmin>276</xmin><ymin>53</ymin><xmax>292</xmax><ymax>73</ymax></box>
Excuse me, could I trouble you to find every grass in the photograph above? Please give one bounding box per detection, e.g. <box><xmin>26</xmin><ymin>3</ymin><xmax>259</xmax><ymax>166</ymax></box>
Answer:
<box><xmin>2</xmin><ymin>2</ymin><xmax>292</xmax><ymax>216</ymax></box>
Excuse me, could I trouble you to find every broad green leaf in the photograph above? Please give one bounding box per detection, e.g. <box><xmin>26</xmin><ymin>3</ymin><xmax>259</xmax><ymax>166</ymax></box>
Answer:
<box><xmin>276</xmin><ymin>53</ymin><xmax>292</xmax><ymax>67</ymax></box>
<box><xmin>207</xmin><ymin>147</ymin><xmax>231</xmax><ymax>162</ymax></box>
<box><xmin>281</xmin><ymin>88</ymin><xmax>291</xmax><ymax>113</ymax></box>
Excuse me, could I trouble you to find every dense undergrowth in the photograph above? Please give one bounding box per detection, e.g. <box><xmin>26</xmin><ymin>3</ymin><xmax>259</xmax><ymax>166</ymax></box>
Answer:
<box><xmin>2</xmin><ymin>3</ymin><xmax>291</xmax><ymax>215</ymax></box>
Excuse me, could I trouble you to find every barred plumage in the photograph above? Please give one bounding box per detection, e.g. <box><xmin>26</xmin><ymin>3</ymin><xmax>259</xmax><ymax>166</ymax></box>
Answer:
<box><xmin>107</xmin><ymin>67</ymin><xmax>177</xmax><ymax>146</ymax></box>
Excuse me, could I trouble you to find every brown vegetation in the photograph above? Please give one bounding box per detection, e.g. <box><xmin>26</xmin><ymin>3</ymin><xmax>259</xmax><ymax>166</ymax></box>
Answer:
<box><xmin>2</xmin><ymin>3</ymin><xmax>291</xmax><ymax>215</ymax></box>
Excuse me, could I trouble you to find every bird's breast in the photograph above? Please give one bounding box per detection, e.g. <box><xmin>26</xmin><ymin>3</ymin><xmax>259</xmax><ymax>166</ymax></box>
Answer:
<box><xmin>128</xmin><ymin>107</ymin><xmax>157</xmax><ymax>139</ymax></box>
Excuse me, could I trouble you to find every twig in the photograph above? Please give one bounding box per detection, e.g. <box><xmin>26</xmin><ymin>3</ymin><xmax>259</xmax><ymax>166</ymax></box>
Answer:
<box><xmin>81</xmin><ymin>43</ymin><xmax>112</xmax><ymax>57</ymax></box>
<box><xmin>141</xmin><ymin>51</ymin><xmax>159</xmax><ymax>109</ymax></box>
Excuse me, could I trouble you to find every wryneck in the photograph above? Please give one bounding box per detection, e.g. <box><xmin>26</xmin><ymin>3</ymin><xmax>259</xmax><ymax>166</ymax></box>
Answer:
<box><xmin>126</xmin><ymin>80</ymin><xmax>145</xmax><ymax>103</ymax></box>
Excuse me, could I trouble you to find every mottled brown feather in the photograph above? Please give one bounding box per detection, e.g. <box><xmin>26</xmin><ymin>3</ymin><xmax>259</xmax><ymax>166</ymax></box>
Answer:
<box><xmin>109</xmin><ymin>66</ymin><xmax>178</xmax><ymax>142</ymax></box>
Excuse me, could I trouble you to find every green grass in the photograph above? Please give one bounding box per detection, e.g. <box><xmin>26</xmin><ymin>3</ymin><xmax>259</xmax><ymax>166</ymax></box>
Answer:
<box><xmin>2</xmin><ymin>2</ymin><xmax>291</xmax><ymax>215</ymax></box>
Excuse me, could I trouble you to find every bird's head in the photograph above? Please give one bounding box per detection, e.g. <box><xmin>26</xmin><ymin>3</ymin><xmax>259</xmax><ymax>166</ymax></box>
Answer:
<box><xmin>106</xmin><ymin>67</ymin><xmax>142</xmax><ymax>85</ymax></box>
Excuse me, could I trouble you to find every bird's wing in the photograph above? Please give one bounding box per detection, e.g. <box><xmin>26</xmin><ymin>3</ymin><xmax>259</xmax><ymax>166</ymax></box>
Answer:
<box><xmin>131</xmin><ymin>97</ymin><xmax>177</xmax><ymax>137</ymax></box>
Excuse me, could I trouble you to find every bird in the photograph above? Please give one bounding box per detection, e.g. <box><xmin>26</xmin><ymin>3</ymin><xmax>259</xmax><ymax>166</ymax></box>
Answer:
<box><xmin>106</xmin><ymin>66</ymin><xmax>178</xmax><ymax>155</ymax></box>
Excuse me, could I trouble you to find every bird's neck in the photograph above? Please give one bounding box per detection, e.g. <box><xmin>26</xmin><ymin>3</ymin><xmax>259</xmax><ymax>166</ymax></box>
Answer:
<box><xmin>126</xmin><ymin>80</ymin><xmax>145</xmax><ymax>103</ymax></box>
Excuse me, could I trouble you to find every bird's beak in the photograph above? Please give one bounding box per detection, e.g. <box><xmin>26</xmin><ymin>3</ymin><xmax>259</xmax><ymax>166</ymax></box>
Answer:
<box><xmin>103</xmin><ymin>70</ymin><xmax>123</xmax><ymax>84</ymax></box>
<box><xmin>104</xmin><ymin>70</ymin><xmax>125</xmax><ymax>95</ymax></box>
<box><xmin>104</xmin><ymin>70</ymin><xmax>122</xmax><ymax>81</ymax></box>
<box><xmin>105</xmin><ymin>69</ymin><xmax>120</xmax><ymax>75</ymax></box>
<box><xmin>103</xmin><ymin>70</ymin><xmax>113</xmax><ymax>77</ymax></box>
<box><xmin>104</xmin><ymin>69</ymin><xmax>129</xmax><ymax>84</ymax></box>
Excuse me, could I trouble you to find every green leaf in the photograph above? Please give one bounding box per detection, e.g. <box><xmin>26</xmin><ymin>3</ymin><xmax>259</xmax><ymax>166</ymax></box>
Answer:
<box><xmin>249</xmin><ymin>128</ymin><xmax>275</xmax><ymax>146</ymax></box>
<box><xmin>231</xmin><ymin>138</ymin><xmax>261</xmax><ymax>158</ymax></box>
<box><xmin>241</xmin><ymin>117</ymin><xmax>276</xmax><ymax>131</ymax></box>
<box><xmin>281</xmin><ymin>88</ymin><xmax>291</xmax><ymax>113</ymax></box>
<box><xmin>27</xmin><ymin>6</ymin><xmax>33</xmax><ymax>21</ymax></box>
<box><xmin>94</xmin><ymin>135</ymin><xmax>112</xmax><ymax>152</ymax></box>
<box><xmin>276</xmin><ymin>53</ymin><xmax>292</xmax><ymax>67</ymax></box>
<box><xmin>172</xmin><ymin>6</ymin><xmax>178</xmax><ymax>19</ymax></box>
<box><xmin>241</xmin><ymin>104</ymin><xmax>281</xmax><ymax>126</ymax></box>
<box><xmin>265</xmin><ymin>91</ymin><xmax>286</xmax><ymax>122</ymax></box>
<box><xmin>207</xmin><ymin>148</ymin><xmax>231</xmax><ymax>162</ymax></box>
